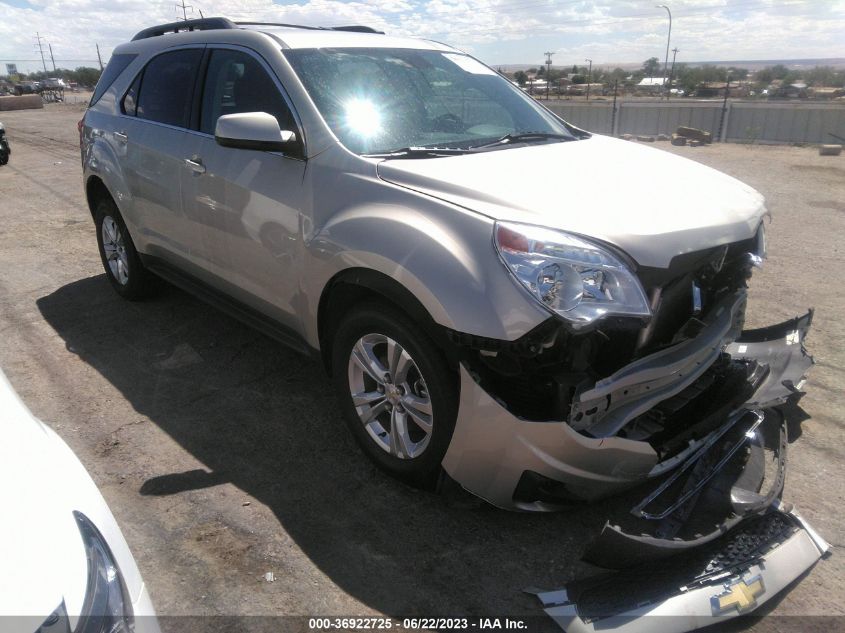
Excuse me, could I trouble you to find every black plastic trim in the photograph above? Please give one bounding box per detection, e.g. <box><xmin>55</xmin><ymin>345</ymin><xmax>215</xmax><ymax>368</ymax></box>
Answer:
<box><xmin>215</xmin><ymin>135</ymin><xmax>289</xmax><ymax>152</ymax></box>
<box><xmin>131</xmin><ymin>17</ymin><xmax>237</xmax><ymax>41</ymax></box>
<box><xmin>140</xmin><ymin>254</ymin><xmax>315</xmax><ymax>357</ymax></box>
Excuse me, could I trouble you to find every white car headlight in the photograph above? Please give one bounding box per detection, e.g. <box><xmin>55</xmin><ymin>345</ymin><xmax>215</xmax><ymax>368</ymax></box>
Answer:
<box><xmin>73</xmin><ymin>512</ymin><xmax>134</xmax><ymax>633</ymax></box>
<box><xmin>756</xmin><ymin>221</ymin><xmax>767</xmax><ymax>259</ymax></box>
<box><xmin>494</xmin><ymin>221</ymin><xmax>651</xmax><ymax>328</ymax></box>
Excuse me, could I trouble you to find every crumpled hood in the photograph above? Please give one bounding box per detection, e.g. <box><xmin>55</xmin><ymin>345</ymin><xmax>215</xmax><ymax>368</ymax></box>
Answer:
<box><xmin>377</xmin><ymin>135</ymin><xmax>767</xmax><ymax>268</ymax></box>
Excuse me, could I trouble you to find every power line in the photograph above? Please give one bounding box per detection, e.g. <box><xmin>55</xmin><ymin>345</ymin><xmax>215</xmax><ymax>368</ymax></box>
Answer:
<box><xmin>0</xmin><ymin>59</ymin><xmax>101</xmax><ymax>62</ymax></box>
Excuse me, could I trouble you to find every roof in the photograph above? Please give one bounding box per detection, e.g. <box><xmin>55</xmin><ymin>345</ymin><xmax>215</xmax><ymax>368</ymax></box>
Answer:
<box><xmin>126</xmin><ymin>17</ymin><xmax>457</xmax><ymax>52</ymax></box>
<box><xmin>252</xmin><ymin>25</ymin><xmax>454</xmax><ymax>51</ymax></box>
<box><xmin>638</xmin><ymin>77</ymin><xmax>666</xmax><ymax>86</ymax></box>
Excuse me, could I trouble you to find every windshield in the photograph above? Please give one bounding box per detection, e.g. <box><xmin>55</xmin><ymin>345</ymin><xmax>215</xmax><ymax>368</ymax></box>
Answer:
<box><xmin>283</xmin><ymin>47</ymin><xmax>575</xmax><ymax>155</ymax></box>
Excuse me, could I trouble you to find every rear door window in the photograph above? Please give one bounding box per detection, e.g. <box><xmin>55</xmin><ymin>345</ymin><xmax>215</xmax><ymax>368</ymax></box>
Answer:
<box><xmin>136</xmin><ymin>49</ymin><xmax>203</xmax><ymax>128</ymax></box>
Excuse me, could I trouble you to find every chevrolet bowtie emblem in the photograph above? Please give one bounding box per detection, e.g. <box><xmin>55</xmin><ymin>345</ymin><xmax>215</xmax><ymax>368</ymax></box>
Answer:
<box><xmin>711</xmin><ymin>576</ymin><xmax>766</xmax><ymax>615</ymax></box>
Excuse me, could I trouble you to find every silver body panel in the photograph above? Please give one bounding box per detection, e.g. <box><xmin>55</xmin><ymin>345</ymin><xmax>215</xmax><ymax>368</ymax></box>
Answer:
<box><xmin>377</xmin><ymin>134</ymin><xmax>767</xmax><ymax>269</ymax></box>
<box><xmin>442</xmin><ymin>364</ymin><xmax>659</xmax><ymax>510</ymax></box>
<box><xmin>82</xmin><ymin>26</ymin><xmax>767</xmax><ymax>347</ymax></box>
<box><xmin>81</xmin><ymin>23</ymin><xmax>809</xmax><ymax>510</ymax></box>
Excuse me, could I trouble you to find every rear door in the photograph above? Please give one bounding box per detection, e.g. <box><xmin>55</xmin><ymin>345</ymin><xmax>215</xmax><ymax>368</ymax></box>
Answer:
<box><xmin>181</xmin><ymin>46</ymin><xmax>307</xmax><ymax>327</ymax></box>
<box><xmin>118</xmin><ymin>47</ymin><xmax>204</xmax><ymax>268</ymax></box>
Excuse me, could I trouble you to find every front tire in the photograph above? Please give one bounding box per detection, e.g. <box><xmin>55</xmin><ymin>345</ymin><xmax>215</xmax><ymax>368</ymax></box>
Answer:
<box><xmin>332</xmin><ymin>303</ymin><xmax>458</xmax><ymax>488</ymax></box>
<box><xmin>93</xmin><ymin>197</ymin><xmax>156</xmax><ymax>300</ymax></box>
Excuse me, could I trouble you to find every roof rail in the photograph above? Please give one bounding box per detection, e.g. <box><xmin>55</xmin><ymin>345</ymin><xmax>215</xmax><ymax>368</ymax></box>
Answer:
<box><xmin>330</xmin><ymin>25</ymin><xmax>384</xmax><ymax>34</ymax></box>
<box><xmin>131</xmin><ymin>17</ymin><xmax>237</xmax><ymax>41</ymax></box>
<box><xmin>236</xmin><ymin>21</ymin><xmax>322</xmax><ymax>31</ymax></box>
<box><xmin>236</xmin><ymin>21</ymin><xmax>384</xmax><ymax>34</ymax></box>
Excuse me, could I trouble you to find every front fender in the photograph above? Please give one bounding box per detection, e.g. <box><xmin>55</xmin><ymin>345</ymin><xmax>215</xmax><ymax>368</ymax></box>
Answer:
<box><xmin>301</xmin><ymin>196</ymin><xmax>549</xmax><ymax>349</ymax></box>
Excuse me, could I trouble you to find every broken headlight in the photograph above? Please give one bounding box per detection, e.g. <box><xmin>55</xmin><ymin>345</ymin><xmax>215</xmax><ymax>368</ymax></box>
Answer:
<box><xmin>494</xmin><ymin>221</ymin><xmax>651</xmax><ymax>328</ymax></box>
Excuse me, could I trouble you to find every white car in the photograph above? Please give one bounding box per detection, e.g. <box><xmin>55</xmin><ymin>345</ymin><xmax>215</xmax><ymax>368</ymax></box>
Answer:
<box><xmin>0</xmin><ymin>370</ymin><xmax>158</xmax><ymax>633</ymax></box>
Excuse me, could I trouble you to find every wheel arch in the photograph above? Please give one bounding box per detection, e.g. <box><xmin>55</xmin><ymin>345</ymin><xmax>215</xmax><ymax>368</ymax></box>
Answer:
<box><xmin>85</xmin><ymin>175</ymin><xmax>114</xmax><ymax>218</ymax></box>
<box><xmin>317</xmin><ymin>267</ymin><xmax>459</xmax><ymax>376</ymax></box>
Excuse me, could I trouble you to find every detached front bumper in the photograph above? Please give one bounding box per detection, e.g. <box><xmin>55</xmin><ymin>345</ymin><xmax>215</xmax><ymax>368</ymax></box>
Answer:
<box><xmin>534</xmin><ymin>505</ymin><xmax>830</xmax><ymax>633</ymax></box>
<box><xmin>442</xmin><ymin>297</ymin><xmax>814</xmax><ymax>512</ymax></box>
<box><xmin>443</xmin><ymin>300</ymin><xmax>822</xmax><ymax>631</ymax></box>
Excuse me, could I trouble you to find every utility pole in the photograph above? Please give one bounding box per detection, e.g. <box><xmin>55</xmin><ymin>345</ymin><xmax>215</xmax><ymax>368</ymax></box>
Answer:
<box><xmin>544</xmin><ymin>51</ymin><xmax>554</xmax><ymax>100</ymax></box>
<box><xmin>611</xmin><ymin>79</ymin><xmax>619</xmax><ymax>134</ymax></box>
<box><xmin>656</xmin><ymin>4</ymin><xmax>672</xmax><ymax>100</ymax></box>
<box><xmin>48</xmin><ymin>43</ymin><xmax>56</xmax><ymax>72</ymax></box>
<box><xmin>667</xmin><ymin>47</ymin><xmax>679</xmax><ymax>100</ymax></box>
<box><xmin>717</xmin><ymin>75</ymin><xmax>731</xmax><ymax>141</ymax></box>
<box><xmin>585</xmin><ymin>58</ymin><xmax>593</xmax><ymax>101</ymax></box>
<box><xmin>176</xmin><ymin>0</ymin><xmax>193</xmax><ymax>21</ymax></box>
<box><xmin>34</xmin><ymin>32</ymin><xmax>48</xmax><ymax>73</ymax></box>
<box><xmin>95</xmin><ymin>44</ymin><xmax>104</xmax><ymax>71</ymax></box>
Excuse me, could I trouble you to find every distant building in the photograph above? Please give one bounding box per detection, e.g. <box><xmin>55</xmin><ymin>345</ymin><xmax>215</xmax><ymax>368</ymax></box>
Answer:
<box><xmin>694</xmin><ymin>82</ymin><xmax>751</xmax><ymax>98</ymax></box>
<box><xmin>636</xmin><ymin>77</ymin><xmax>666</xmax><ymax>95</ymax></box>
<box><xmin>807</xmin><ymin>87</ymin><xmax>844</xmax><ymax>100</ymax></box>
<box><xmin>770</xmin><ymin>83</ymin><xmax>808</xmax><ymax>99</ymax></box>
<box><xmin>565</xmin><ymin>83</ymin><xmax>604</xmax><ymax>96</ymax></box>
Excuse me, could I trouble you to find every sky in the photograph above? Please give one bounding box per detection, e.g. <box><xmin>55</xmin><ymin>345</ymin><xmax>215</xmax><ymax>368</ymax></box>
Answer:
<box><xmin>1</xmin><ymin>0</ymin><xmax>843</xmax><ymax>74</ymax></box>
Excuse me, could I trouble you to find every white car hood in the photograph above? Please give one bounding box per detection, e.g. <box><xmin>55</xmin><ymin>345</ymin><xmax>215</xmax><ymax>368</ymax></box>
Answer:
<box><xmin>377</xmin><ymin>135</ymin><xmax>767</xmax><ymax>268</ymax></box>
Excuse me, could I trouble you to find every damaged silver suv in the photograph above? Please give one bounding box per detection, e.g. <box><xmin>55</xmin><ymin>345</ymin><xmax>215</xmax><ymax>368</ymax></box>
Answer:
<box><xmin>82</xmin><ymin>17</ymin><xmax>827</xmax><ymax>627</ymax></box>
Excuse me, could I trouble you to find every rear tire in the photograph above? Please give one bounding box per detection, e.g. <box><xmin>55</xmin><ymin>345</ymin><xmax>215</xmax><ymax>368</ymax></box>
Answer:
<box><xmin>93</xmin><ymin>196</ymin><xmax>156</xmax><ymax>300</ymax></box>
<box><xmin>332</xmin><ymin>303</ymin><xmax>458</xmax><ymax>488</ymax></box>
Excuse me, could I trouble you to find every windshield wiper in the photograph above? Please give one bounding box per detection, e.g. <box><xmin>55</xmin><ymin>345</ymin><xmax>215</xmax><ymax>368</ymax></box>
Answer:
<box><xmin>470</xmin><ymin>132</ymin><xmax>572</xmax><ymax>149</ymax></box>
<box><xmin>364</xmin><ymin>146</ymin><xmax>474</xmax><ymax>159</ymax></box>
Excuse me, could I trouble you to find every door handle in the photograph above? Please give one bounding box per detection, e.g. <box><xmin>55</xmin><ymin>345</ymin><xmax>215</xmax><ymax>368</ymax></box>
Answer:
<box><xmin>113</xmin><ymin>131</ymin><xmax>128</xmax><ymax>144</ymax></box>
<box><xmin>184</xmin><ymin>156</ymin><xmax>206</xmax><ymax>175</ymax></box>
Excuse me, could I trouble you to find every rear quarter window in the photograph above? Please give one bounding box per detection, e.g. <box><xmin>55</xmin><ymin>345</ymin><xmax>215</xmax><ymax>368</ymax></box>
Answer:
<box><xmin>89</xmin><ymin>53</ymin><xmax>137</xmax><ymax>107</ymax></box>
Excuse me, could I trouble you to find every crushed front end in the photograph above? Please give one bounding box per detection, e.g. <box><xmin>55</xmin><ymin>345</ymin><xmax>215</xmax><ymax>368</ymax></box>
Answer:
<box><xmin>441</xmin><ymin>232</ymin><xmax>827</xmax><ymax>630</ymax></box>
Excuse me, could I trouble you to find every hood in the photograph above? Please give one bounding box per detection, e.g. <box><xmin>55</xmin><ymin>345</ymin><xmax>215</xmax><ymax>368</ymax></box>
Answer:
<box><xmin>376</xmin><ymin>135</ymin><xmax>767</xmax><ymax>268</ymax></box>
<box><xmin>0</xmin><ymin>373</ymin><xmax>89</xmax><ymax>624</ymax></box>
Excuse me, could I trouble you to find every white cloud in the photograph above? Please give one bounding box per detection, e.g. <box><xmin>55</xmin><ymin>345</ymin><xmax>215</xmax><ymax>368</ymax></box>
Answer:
<box><xmin>0</xmin><ymin>0</ymin><xmax>843</xmax><ymax>72</ymax></box>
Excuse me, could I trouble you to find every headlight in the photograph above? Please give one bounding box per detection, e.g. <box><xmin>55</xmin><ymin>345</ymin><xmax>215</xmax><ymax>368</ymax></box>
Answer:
<box><xmin>494</xmin><ymin>221</ymin><xmax>651</xmax><ymax>328</ymax></box>
<box><xmin>755</xmin><ymin>221</ymin><xmax>767</xmax><ymax>259</ymax></box>
<box><xmin>73</xmin><ymin>511</ymin><xmax>134</xmax><ymax>633</ymax></box>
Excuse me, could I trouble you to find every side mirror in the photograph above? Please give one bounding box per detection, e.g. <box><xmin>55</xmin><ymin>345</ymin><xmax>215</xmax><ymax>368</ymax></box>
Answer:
<box><xmin>214</xmin><ymin>112</ymin><xmax>297</xmax><ymax>152</ymax></box>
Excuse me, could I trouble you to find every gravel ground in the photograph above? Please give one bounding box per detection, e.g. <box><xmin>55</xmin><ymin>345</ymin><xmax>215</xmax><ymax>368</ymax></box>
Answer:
<box><xmin>0</xmin><ymin>104</ymin><xmax>843</xmax><ymax>632</ymax></box>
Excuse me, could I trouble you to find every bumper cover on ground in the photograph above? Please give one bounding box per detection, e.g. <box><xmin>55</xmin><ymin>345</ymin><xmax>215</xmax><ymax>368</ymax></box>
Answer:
<box><xmin>532</xmin><ymin>506</ymin><xmax>830</xmax><ymax>633</ymax></box>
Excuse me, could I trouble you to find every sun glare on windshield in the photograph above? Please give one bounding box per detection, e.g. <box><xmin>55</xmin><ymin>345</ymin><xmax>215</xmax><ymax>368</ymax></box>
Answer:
<box><xmin>344</xmin><ymin>98</ymin><xmax>382</xmax><ymax>138</ymax></box>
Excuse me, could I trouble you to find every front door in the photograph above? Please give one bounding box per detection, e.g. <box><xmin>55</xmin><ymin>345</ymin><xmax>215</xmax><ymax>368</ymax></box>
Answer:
<box><xmin>181</xmin><ymin>46</ymin><xmax>307</xmax><ymax>328</ymax></box>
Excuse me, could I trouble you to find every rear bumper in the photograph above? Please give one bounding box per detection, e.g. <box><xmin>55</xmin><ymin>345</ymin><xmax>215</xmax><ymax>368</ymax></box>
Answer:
<box><xmin>535</xmin><ymin>506</ymin><xmax>830</xmax><ymax>633</ymax></box>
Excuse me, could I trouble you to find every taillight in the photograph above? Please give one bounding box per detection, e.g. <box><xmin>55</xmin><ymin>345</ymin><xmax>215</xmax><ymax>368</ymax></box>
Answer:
<box><xmin>77</xmin><ymin>117</ymin><xmax>84</xmax><ymax>147</ymax></box>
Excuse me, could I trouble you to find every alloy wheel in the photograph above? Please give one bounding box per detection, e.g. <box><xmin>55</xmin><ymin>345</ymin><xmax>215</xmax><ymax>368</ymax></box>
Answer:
<box><xmin>101</xmin><ymin>215</ymin><xmax>129</xmax><ymax>285</ymax></box>
<box><xmin>347</xmin><ymin>333</ymin><xmax>433</xmax><ymax>459</ymax></box>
